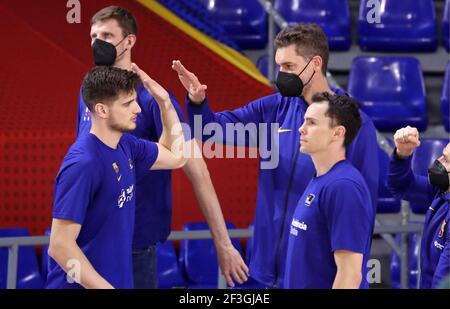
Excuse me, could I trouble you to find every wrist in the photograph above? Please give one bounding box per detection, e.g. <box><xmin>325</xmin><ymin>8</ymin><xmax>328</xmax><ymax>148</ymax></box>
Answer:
<box><xmin>188</xmin><ymin>93</ymin><xmax>206</xmax><ymax>105</ymax></box>
<box><xmin>394</xmin><ymin>148</ymin><xmax>413</xmax><ymax>160</ymax></box>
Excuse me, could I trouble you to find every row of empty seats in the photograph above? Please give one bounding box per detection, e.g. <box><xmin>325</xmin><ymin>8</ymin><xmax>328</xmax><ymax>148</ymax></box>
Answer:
<box><xmin>258</xmin><ymin>56</ymin><xmax>450</xmax><ymax>132</ymax></box>
<box><xmin>0</xmin><ymin>219</ymin><xmax>439</xmax><ymax>289</ymax></box>
<box><xmin>163</xmin><ymin>0</ymin><xmax>450</xmax><ymax>51</ymax></box>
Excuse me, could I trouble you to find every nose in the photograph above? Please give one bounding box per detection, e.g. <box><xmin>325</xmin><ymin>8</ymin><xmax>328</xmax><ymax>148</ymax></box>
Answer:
<box><xmin>134</xmin><ymin>101</ymin><xmax>141</xmax><ymax>114</ymax></box>
<box><xmin>299</xmin><ymin>124</ymin><xmax>306</xmax><ymax>135</ymax></box>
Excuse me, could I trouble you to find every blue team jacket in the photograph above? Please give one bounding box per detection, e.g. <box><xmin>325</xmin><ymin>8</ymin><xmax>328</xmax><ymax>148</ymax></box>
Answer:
<box><xmin>186</xmin><ymin>91</ymin><xmax>379</xmax><ymax>287</ymax></box>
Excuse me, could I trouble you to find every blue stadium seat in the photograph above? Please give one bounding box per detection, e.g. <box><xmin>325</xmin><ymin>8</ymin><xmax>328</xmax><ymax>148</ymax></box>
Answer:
<box><xmin>444</xmin><ymin>0</ymin><xmax>449</xmax><ymax>51</ymax></box>
<box><xmin>40</xmin><ymin>228</ymin><xmax>51</xmax><ymax>284</ymax></box>
<box><xmin>157</xmin><ymin>241</ymin><xmax>187</xmax><ymax>288</ymax></box>
<box><xmin>179</xmin><ymin>222</ymin><xmax>243</xmax><ymax>288</ymax></box>
<box><xmin>274</xmin><ymin>0</ymin><xmax>351</xmax><ymax>50</ymax></box>
<box><xmin>0</xmin><ymin>228</ymin><xmax>44</xmax><ymax>289</ymax></box>
<box><xmin>158</xmin><ymin>0</ymin><xmax>241</xmax><ymax>51</ymax></box>
<box><xmin>196</xmin><ymin>0</ymin><xmax>267</xmax><ymax>49</ymax></box>
<box><xmin>409</xmin><ymin>138</ymin><xmax>449</xmax><ymax>214</ymax></box>
<box><xmin>377</xmin><ymin>139</ymin><xmax>401</xmax><ymax>213</ymax></box>
<box><xmin>358</xmin><ymin>0</ymin><xmax>438</xmax><ymax>52</ymax></box>
<box><xmin>441</xmin><ymin>62</ymin><xmax>449</xmax><ymax>132</ymax></box>
<box><xmin>348</xmin><ymin>56</ymin><xmax>428</xmax><ymax>132</ymax></box>
<box><xmin>390</xmin><ymin>233</ymin><xmax>420</xmax><ymax>289</ymax></box>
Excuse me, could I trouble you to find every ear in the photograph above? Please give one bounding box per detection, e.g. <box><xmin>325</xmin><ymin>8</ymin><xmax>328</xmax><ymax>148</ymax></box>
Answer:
<box><xmin>333</xmin><ymin>125</ymin><xmax>346</xmax><ymax>141</ymax></box>
<box><xmin>312</xmin><ymin>55</ymin><xmax>323</xmax><ymax>73</ymax></box>
<box><xmin>94</xmin><ymin>102</ymin><xmax>109</xmax><ymax>119</ymax></box>
<box><xmin>126</xmin><ymin>34</ymin><xmax>136</xmax><ymax>49</ymax></box>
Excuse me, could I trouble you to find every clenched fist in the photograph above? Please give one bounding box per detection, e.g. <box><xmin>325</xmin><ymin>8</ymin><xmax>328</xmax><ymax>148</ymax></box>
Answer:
<box><xmin>393</xmin><ymin>126</ymin><xmax>421</xmax><ymax>158</ymax></box>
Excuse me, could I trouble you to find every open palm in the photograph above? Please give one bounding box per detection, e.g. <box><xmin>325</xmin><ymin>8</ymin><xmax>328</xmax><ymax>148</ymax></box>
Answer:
<box><xmin>171</xmin><ymin>60</ymin><xmax>207</xmax><ymax>103</ymax></box>
<box><xmin>131</xmin><ymin>63</ymin><xmax>170</xmax><ymax>104</ymax></box>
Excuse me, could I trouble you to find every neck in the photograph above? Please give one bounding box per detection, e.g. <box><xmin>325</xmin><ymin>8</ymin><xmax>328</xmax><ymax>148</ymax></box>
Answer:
<box><xmin>303</xmin><ymin>74</ymin><xmax>333</xmax><ymax>105</ymax></box>
<box><xmin>311</xmin><ymin>146</ymin><xmax>346</xmax><ymax>177</ymax></box>
<box><xmin>114</xmin><ymin>53</ymin><xmax>132</xmax><ymax>71</ymax></box>
<box><xmin>90</xmin><ymin>119</ymin><xmax>122</xmax><ymax>149</ymax></box>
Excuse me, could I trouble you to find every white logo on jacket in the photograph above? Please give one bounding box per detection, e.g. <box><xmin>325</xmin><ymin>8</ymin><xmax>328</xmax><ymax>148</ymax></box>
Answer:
<box><xmin>290</xmin><ymin>218</ymin><xmax>308</xmax><ymax>236</ymax></box>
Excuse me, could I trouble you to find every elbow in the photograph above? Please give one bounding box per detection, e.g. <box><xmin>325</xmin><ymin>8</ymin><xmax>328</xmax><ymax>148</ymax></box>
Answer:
<box><xmin>48</xmin><ymin>236</ymin><xmax>70</xmax><ymax>262</ymax></box>
<box><xmin>48</xmin><ymin>239</ymin><xmax>63</xmax><ymax>261</ymax></box>
<box><xmin>352</xmin><ymin>272</ymin><xmax>363</xmax><ymax>288</ymax></box>
<box><xmin>335</xmin><ymin>269</ymin><xmax>362</xmax><ymax>289</ymax></box>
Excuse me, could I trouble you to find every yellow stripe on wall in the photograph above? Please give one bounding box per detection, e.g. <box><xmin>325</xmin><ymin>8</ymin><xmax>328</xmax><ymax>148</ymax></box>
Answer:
<box><xmin>137</xmin><ymin>0</ymin><xmax>271</xmax><ymax>87</ymax></box>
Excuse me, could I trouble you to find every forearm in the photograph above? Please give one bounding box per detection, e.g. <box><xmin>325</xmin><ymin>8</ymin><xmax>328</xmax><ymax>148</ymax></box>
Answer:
<box><xmin>49</xmin><ymin>241</ymin><xmax>113</xmax><ymax>289</ymax></box>
<box><xmin>186</xmin><ymin>96</ymin><xmax>262</xmax><ymax>147</ymax></box>
<box><xmin>388</xmin><ymin>150</ymin><xmax>434</xmax><ymax>202</ymax></box>
<box><xmin>183</xmin><ymin>155</ymin><xmax>232</xmax><ymax>248</ymax></box>
<box><xmin>158</xmin><ymin>99</ymin><xmax>184</xmax><ymax>153</ymax></box>
<box><xmin>332</xmin><ymin>269</ymin><xmax>362</xmax><ymax>289</ymax></box>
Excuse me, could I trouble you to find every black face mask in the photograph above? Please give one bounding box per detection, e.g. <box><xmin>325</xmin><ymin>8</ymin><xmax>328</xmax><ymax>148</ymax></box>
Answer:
<box><xmin>92</xmin><ymin>37</ymin><xmax>127</xmax><ymax>66</ymax></box>
<box><xmin>275</xmin><ymin>58</ymin><xmax>315</xmax><ymax>97</ymax></box>
<box><xmin>428</xmin><ymin>160</ymin><xmax>450</xmax><ymax>192</ymax></box>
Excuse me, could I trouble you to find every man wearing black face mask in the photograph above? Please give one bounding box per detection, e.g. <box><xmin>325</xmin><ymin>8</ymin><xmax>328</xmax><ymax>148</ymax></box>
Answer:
<box><xmin>172</xmin><ymin>24</ymin><xmax>379</xmax><ymax>288</ymax></box>
<box><xmin>388</xmin><ymin>125</ymin><xmax>450</xmax><ymax>288</ymax></box>
<box><xmin>75</xmin><ymin>6</ymin><xmax>248</xmax><ymax>289</ymax></box>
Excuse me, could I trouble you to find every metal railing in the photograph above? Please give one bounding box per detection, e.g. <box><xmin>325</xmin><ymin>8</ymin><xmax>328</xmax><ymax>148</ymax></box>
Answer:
<box><xmin>0</xmin><ymin>223</ymin><xmax>422</xmax><ymax>289</ymax></box>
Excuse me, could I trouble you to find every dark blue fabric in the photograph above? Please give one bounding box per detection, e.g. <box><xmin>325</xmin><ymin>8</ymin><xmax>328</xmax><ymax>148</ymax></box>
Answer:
<box><xmin>46</xmin><ymin>133</ymin><xmax>158</xmax><ymax>288</ymax></box>
<box><xmin>284</xmin><ymin>160</ymin><xmax>374</xmax><ymax>288</ymax></box>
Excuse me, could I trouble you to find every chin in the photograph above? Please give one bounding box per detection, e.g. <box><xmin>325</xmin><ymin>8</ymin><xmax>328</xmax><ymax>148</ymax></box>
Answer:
<box><xmin>125</xmin><ymin>123</ymin><xmax>137</xmax><ymax>132</ymax></box>
<box><xmin>299</xmin><ymin>145</ymin><xmax>309</xmax><ymax>154</ymax></box>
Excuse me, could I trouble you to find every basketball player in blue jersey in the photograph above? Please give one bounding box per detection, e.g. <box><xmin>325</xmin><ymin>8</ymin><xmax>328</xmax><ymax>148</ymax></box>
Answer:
<box><xmin>284</xmin><ymin>93</ymin><xmax>374</xmax><ymax>289</ymax></box>
<box><xmin>47</xmin><ymin>65</ymin><xmax>186</xmax><ymax>288</ymax></box>
<box><xmin>77</xmin><ymin>6</ymin><xmax>248</xmax><ymax>288</ymax></box>
<box><xmin>388</xmin><ymin>126</ymin><xmax>449</xmax><ymax>288</ymax></box>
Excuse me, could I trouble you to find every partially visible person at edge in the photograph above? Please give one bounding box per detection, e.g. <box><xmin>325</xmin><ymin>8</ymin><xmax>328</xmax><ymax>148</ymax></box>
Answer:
<box><xmin>388</xmin><ymin>126</ymin><xmax>449</xmax><ymax>288</ymax></box>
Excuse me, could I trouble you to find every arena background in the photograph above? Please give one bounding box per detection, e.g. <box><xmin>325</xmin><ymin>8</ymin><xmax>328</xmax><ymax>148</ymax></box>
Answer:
<box><xmin>0</xmin><ymin>0</ymin><xmax>448</xmax><ymax>290</ymax></box>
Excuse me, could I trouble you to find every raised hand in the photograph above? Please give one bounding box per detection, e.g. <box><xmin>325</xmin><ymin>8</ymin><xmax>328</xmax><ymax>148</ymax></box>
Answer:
<box><xmin>131</xmin><ymin>63</ymin><xmax>170</xmax><ymax>104</ymax></box>
<box><xmin>171</xmin><ymin>60</ymin><xmax>207</xmax><ymax>104</ymax></box>
<box><xmin>393</xmin><ymin>126</ymin><xmax>421</xmax><ymax>158</ymax></box>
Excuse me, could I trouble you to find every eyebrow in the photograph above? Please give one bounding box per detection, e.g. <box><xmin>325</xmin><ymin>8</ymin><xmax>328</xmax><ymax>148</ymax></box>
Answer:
<box><xmin>304</xmin><ymin>116</ymin><xmax>317</xmax><ymax>122</ymax></box>
<box><xmin>122</xmin><ymin>98</ymin><xmax>136</xmax><ymax>105</ymax></box>
<box><xmin>91</xmin><ymin>31</ymin><xmax>113</xmax><ymax>38</ymax></box>
<box><xmin>280</xmin><ymin>62</ymin><xmax>296</xmax><ymax>66</ymax></box>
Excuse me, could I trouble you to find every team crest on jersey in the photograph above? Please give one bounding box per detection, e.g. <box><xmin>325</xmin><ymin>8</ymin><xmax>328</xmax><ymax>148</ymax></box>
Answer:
<box><xmin>112</xmin><ymin>162</ymin><xmax>122</xmax><ymax>182</ymax></box>
<box><xmin>438</xmin><ymin>220</ymin><xmax>447</xmax><ymax>238</ymax></box>
<box><xmin>305</xmin><ymin>194</ymin><xmax>315</xmax><ymax>206</ymax></box>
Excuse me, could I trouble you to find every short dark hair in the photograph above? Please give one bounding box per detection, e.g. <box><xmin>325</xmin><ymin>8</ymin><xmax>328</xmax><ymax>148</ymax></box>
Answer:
<box><xmin>311</xmin><ymin>92</ymin><xmax>362</xmax><ymax>147</ymax></box>
<box><xmin>82</xmin><ymin>66</ymin><xmax>140</xmax><ymax>112</ymax></box>
<box><xmin>274</xmin><ymin>23</ymin><xmax>329</xmax><ymax>75</ymax></box>
<box><xmin>91</xmin><ymin>6</ymin><xmax>137</xmax><ymax>37</ymax></box>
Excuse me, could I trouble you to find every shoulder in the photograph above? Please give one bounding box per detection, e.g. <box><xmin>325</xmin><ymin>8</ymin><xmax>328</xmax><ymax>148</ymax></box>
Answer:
<box><xmin>119</xmin><ymin>133</ymin><xmax>139</xmax><ymax>148</ymax></box>
<box><xmin>61</xmin><ymin>136</ymin><xmax>98</xmax><ymax>171</ymax></box>
<box><xmin>326</xmin><ymin>162</ymin><xmax>368</xmax><ymax>192</ymax></box>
